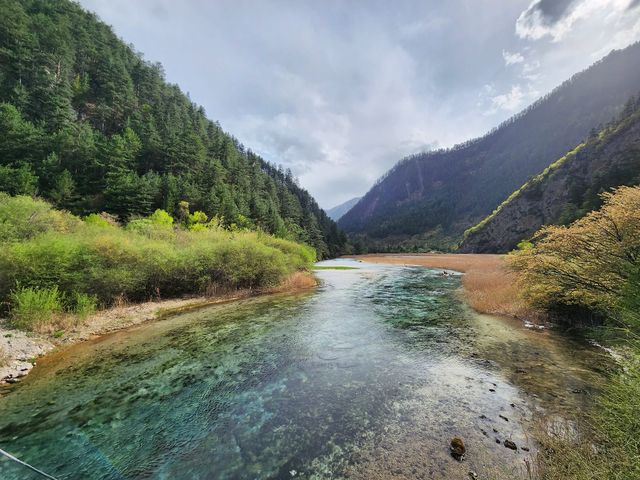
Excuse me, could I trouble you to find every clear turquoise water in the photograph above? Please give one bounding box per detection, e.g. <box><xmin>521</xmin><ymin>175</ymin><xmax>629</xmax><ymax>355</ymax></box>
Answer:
<box><xmin>0</xmin><ymin>261</ymin><xmax>606</xmax><ymax>479</ymax></box>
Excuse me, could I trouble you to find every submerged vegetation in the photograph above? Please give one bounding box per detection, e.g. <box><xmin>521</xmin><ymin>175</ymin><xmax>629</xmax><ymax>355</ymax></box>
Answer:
<box><xmin>0</xmin><ymin>194</ymin><xmax>315</xmax><ymax>332</ymax></box>
<box><xmin>509</xmin><ymin>186</ymin><xmax>640</xmax><ymax>480</ymax></box>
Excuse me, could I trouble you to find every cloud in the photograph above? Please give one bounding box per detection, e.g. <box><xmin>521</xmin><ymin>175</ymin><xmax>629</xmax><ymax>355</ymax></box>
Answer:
<box><xmin>78</xmin><ymin>0</ymin><xmax>640</xmax><ymax>207</ymax></box>
<box><xmin>516</xmin><ymin>0</ymin><xmax>634</xmax><ymax>41</ymax></box>
<box><xmin>490</xmin><ymin>85</ymin><xmax>525</xmax><ymax>111</ymax></box>
<box><xmin>482</xmin><ymin>84</ymin><xmax>540</xmax><ymax>115</ymax></box>
<box><xmin>502</xmin><ymin>50</ymin><xmax>525</xmax><ymax>65</ymax></box>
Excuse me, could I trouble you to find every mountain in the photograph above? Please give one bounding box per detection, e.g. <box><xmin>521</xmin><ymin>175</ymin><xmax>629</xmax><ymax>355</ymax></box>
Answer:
<box><xmin>459</xmin><ymin>96</ymin><xmax>640</xmax><ymax>253</ymax></box>
<box><xmin>0</xmin><ymin>0</ymin><xmax>347</xmax><ymax>258</ymax></box>
<box><xmin>339</xmin><ymin>42</ymin><xmax>640</xmax><ymax>251</ymax></box>
<box><xmin>326</xmin><ymin>197</ymin><xmax>361</xmax><ymax>221</ymax></box>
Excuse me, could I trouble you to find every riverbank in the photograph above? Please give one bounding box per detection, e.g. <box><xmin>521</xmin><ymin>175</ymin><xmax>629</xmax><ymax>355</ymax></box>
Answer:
<box><xmin>0</xmin><ymin>271</ymin><xmax>317</xmax><ymax>385</ymax></box>
<box><xmin>349</xmin><ymin>254</ymin><xmax>544</xmax><ymax>322</ymax></box>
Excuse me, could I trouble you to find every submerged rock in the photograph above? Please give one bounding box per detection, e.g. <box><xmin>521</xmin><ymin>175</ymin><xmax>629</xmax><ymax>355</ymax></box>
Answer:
<box><xmin>450</xmin><ymin>437</ymin><xmax>466</xmax><ymax>460</ymax></box>
<box><xmin>504</xmin><ymin>439</ymin><xmax>517</xmax><ymax>451</ymax></box>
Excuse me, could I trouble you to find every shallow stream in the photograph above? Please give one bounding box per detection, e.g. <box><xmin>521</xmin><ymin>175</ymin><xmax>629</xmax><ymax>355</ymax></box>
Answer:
<box><xmin>0</xmin><ymin>260</ymin><xmax>608</xmax><ymax>479</ymax></box>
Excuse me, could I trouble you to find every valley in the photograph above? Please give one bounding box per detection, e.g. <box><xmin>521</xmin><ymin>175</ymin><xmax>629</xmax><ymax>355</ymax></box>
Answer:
<box><xmin>0</xmin><ymin>0</ymin><xmax>639</xmax><ymax>479</ymax></box>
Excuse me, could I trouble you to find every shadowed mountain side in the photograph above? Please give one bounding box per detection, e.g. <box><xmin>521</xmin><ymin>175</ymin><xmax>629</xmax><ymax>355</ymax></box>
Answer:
<box><xmin>339</xmin><ymin>42</ymin><xmax>640</xmax><ymax>251</ymax></box>
<box><xmin>326</xmin><ymin>197</ymin><xmax>361</xmax><ymax>221</ymax></box>
<box><xmin>460</xmin><ymin>97</ymin><xmax>640</xmax><ymax>253</ymax></box>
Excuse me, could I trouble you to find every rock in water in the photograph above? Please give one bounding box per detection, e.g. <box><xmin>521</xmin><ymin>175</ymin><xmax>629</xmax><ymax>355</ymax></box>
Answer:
<box><xmin>504</xmin><ymin>439</ymin><xmax>518</xmax><ymax>451</ymax></box>
<box><xmin>450</xmin><ymin>437</ymin><xmax>466</xmax><ymax>460</ymax></box>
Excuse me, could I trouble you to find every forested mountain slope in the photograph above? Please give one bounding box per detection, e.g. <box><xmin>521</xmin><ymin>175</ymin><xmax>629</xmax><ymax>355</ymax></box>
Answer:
<box><xmin>459</xmin><ymin>96</ymin><xmax>640</xmax><ymax>253</ymax></box>
<box><xmin>0</xmin><ymin>0</ymin><xmax>346</xmax><ymax>258</ymax></box>
<box><xmin>326</xmin><ymin>197</ymin><xmax>360</xmax><ymax>221</ymax></box>
<box><xmin>339</xmin><ymin>42</ymin><xmax>640</xmax><ymax>251</ymax></box>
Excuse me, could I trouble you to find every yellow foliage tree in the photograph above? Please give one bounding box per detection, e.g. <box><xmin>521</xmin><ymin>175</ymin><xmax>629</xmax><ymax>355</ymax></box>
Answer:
<box><xmin>508</xmin><ymin>186</ymin><xmax>640</xmax><ymax>315</ymax></box>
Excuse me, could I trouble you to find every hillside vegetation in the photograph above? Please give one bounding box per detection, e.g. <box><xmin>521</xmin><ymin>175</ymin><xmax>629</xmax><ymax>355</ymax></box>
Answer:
<box><xmin>339</xmin><ymin>42</ymin><xmax>640</xmax><ymax>251</ymax></box>
<box><xmin>508</xmin><ymin>186</ymin><xmax>639</xmax><ymax>323</ymax></box>
<box><xmin>460</xmin><ymin>96</ymin><xmax>640</xmax><ymax>253</ymax></box>
<box><xmin>0</xmin><ymin>0</ymin><xmax>346</xmax><ymax>258</ymax></box>
<box><xmin>0</xmin><ymin>194</ymin><xmax>315</xmax><ymax>332</ymax></box>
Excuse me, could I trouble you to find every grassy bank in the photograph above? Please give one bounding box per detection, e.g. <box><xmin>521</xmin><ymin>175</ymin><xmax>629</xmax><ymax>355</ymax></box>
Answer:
<box><xmin>534</xmin><ymin>360</ymin><xmax>640</xmax><ymax>480</ymax></box>
<box><xmin>0</xmin><ymin>194</ymin><xmax>316</xmax><ymax>333</ymax></box>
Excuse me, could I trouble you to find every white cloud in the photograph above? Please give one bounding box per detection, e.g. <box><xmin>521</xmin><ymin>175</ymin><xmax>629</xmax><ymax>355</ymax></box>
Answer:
<box><xmin>482</xmin><ymin>84</ymin><xmax>540</xmax><ymax>115</ymax></box>
<box><xmin>491</xmin><ymin>85</ymin><xmax>525</xmax><ymax>111</ymax></box>
<box><xmin>503</xmin><ymin>50</ymin><xmax>525</xmax><ymax>65</ymax></box>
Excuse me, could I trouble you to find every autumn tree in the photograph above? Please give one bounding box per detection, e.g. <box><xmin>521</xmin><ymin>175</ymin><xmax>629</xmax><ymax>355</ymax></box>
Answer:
<box><xmin>509</xmin><ymin>186</ymin><xmax>640</xmax><ymax>319</ymax></box>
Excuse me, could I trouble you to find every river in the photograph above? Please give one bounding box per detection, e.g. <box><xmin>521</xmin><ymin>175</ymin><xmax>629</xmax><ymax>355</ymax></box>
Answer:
<box><xmin>0</xmin><ymin>260</ymin><xmax>608</xmax><ymax>479</ymax></box>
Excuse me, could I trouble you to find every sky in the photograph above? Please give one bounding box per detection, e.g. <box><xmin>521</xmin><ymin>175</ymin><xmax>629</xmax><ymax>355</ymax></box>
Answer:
<box><xmin>78</xmin><ymin>0</ymin><xmax>640</xmax><ymax>209</ymax></box>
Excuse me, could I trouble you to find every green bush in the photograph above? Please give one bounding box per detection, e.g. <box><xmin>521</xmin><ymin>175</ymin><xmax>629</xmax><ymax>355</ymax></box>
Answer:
<box><xmin>70</xmin><ymin>292</ymin><xmax>98</xmax><ymax>318</ymax></box>
<box><xmin>83</xmin><ymin>213</ymin><xmax>118</xmax><ymax>228</ymax></box>
<box><xmin>9</xmin><ymin>285</ymin><xmax>63</xmax><ymax>330</ymax></box>
<box><xmin>0</xmin><ymin>193</ymin><xmax>80</xmax><ymax>242</ymax></box>
<box><xmin>0</xmin><ymin>195</ymin><xmax>315</xmax><ymax>322</ymax></box>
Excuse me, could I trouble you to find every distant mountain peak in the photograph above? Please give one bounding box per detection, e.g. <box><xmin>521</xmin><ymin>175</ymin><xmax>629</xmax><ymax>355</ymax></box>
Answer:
<box><xmin>326</xmin><ymin>197</ymin><xmax>361</xmax><ymax>221</ymax></box>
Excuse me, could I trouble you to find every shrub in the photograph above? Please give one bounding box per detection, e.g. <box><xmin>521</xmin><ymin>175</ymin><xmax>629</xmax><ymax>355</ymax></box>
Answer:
<box><xmin>149</xmin><ymin>209</ymin><xmax>174</xmax><ymax>227</ymax></box>
<box><xmin>509</xmin><ymin>186</ymin><xmax>640</xmax><ymax>321</ymax></box>
<box><xmin>9</xmin><ymin>285</ymin><xmax>63</xmax><ymax>330</ymax></box>
<box><xmin>0</xmin><ymin>195</ymin><xmax>315</xmax><ymax>322</ymax></box>
<box><xmin>83</xmin><ymin>212</ymin><xmax>119</xmax><ymax>228</ymax></box>
<box><xmin>126</xmin><ymin>209</ymin><xmax>176</xmax><ymax>239</ymax></box>
<box><xmin>0</xmin><ymin>193</ymin><xmax>80</xmax><ymax>242</ymax></box>
<box><xmin>70</xmin><ymin>292</ymin><xmax>98</xmax><ymax>319</ymax></box>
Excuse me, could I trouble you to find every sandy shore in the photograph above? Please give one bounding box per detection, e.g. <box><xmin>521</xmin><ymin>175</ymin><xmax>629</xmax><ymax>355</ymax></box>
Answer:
<box><xmin>349</xmin><ymin>254</ymin><xmax>542</xmax><ymax>322</ymax></box>
<box><xmin>0</xmin><ymin>271</ymin><xmax>317</xmax><ymax>384</ymax></box>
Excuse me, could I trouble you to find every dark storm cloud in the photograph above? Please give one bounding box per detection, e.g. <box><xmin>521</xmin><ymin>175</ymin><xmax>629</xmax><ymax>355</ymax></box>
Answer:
<box><xmin>523</xmin><ymin>0</ymin><xmax>578</xmax><ymax>26</ymax></box>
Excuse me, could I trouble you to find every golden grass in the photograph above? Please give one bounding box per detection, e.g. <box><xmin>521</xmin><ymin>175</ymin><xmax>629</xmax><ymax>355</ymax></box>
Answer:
<box><xmin>351</xmin><ymin>254</ymin><xmax>543</xmax><ymax>321</ymax></box>
<box><xmin>0</xmin><ymin>345</ymin><xmax>8</xmax><ymax>367</ymax></box>
<box><xmin>272</xmin><ymin>270</ymin><xmax>318</xmax><ymax>291</ymax></box>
